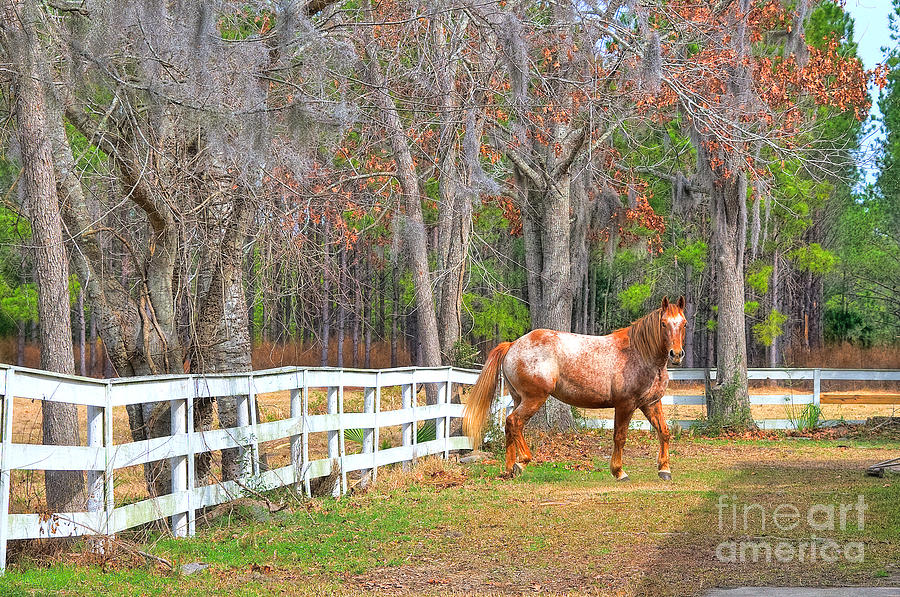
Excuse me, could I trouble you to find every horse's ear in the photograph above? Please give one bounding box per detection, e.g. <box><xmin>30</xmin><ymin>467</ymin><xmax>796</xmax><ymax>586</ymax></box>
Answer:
<box><xmin>661</xmin><ymin>296</ymin><xmax>669</xmax><ymax>311</ymax></box>
<box><xmin>677</xmin><ymin>295</ymin><xmax>685</xmax><ymax>310</ymax></box>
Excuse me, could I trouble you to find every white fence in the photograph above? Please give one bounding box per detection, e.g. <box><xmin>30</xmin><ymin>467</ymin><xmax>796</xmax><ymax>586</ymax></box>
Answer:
<box><xmin>577</xmin><ymin>367</ymin><xmax>900</xmax><ymax>430</ymax></box>
<box><xmin>0</xmin><ymin>364</ymin><xmax>898</xmax><ymax>572</ymax></box>
<box><xmin>0</xmin><ymin>364</ymin><xmax>482</xmax><ymax>573</ymax></box>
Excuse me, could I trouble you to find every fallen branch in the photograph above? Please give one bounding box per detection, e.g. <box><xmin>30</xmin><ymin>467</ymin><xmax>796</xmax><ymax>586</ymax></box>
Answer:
<box><xmin>138</xmin><ymin>549</ymin><xmax>173</xmax><ymax>570</ymax></box>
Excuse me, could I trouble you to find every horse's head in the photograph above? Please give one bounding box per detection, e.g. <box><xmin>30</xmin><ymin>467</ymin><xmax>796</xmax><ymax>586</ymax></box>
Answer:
<box><xmin>660</xmin><ymin>296</ymin><xmax>687</xmax><ymax>365</ymax></box>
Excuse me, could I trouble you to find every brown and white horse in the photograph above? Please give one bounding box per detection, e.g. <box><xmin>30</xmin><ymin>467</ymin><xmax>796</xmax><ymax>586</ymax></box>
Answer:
<box><xmin>463</xmin><ymin>296</ymin><xmax>687</xmax><ymax>481</ymax></box>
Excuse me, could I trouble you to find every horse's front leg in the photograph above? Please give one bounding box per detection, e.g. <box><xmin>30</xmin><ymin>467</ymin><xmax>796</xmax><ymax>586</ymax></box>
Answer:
<box><xmin>610</xmin><ymin>406</ymin><xmax>634</xmax><ymax>481</ymax></box>
<box><xmin>640</xmin><ymin>400</ymin><xmax>672</xmax><ymax>481</ymax></box>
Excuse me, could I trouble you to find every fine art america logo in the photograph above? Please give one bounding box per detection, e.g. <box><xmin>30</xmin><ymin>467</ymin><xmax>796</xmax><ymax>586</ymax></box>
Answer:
<box><xmin>715</xmin><ymin>494</ymin><xmax>867</xmax><ymax>563</ymax></box>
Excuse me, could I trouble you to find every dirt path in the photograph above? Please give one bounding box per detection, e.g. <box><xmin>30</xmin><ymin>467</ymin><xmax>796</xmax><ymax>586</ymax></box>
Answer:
<box><xmin>345</xmin><ymin>436</ymin><xmax>900</xmax><ymax>596</ymax></box>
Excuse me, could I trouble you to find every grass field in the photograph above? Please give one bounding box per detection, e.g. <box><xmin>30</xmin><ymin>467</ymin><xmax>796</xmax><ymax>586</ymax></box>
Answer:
<box><xmin>2</xmin><ymin>429</ymin><xmax>899</xmax><ymax>596</ymax></box>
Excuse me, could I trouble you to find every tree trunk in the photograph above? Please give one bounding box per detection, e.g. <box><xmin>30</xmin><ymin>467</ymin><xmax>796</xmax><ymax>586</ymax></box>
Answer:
<box><xmin>193</xmin><ymin>197</ymin><xmax>258</xmax><ymax>481</ymax></box>
<box><xmin>361</xmin><ymin>8</ymin><xmax>442</xmax><ymax>372</ymax></box>
<box><xmin>54</xmin><ymin>101</ymin><xmax>184</xmax><ymax>498</ymax></box>
<box><xmin>390</xmin><ymin>268</ymin><xmax>398</xmax><ymax>368</ymax></box>
<box><xmin>769</xmin><ymin>250</ymin><xmax>780</xmax><ymax>368</ymax></box>
<box><xmin>77</xmin><ymin>288</ymin><xmax>86</xmax><ymax>376</ymax></box>
<box><xmin>696</xmin><ymin>1</ymin><xmax>753</xmax><ymax>428</ymax></box>
<box><xmin>683</xmin><ymin>262</ymin><xmax>696</xmax><ymax>368</ymax></box>
<box><xmin>364</xmin><ymin>279</ymin><xmax>372</xmax><ymax>369</ymax></box>
<box><xmin>89</xmin><ymin>307</ymin><xmax>98</xmax><ymax>376</ymax></box>
<box><xmin>518</xmin><ymin>181</ymin><xmax>576</xmax><ymax>432</ymax></box>
<box><xmin>320</xmin><ymin>226</ymin><xmax>331</xmax><ymax>367</ymax></box>
<box><xmin>520</xmin><ymin>183</ymin><xmax>544</xmax><ymax>322</ymax></box>
<box><xmin>1</xmin><ymin>0</ymin><xmax>84</xmax><ymax>511</ymax></box>
<box><xmin>337</xmin><ymin>244</ymin><xmax>346</xmax><ymax>368</ymax></box>
<box><xmin>588</xmin><ymin>265</ymin><xmax>597</xmax><ymax>335</ymax></box>
<box><xmin>706</xmin><ymin>175</ymin><xmax>752</xmax><ymax>427</ymax></box>
<box><xmin>361</xmin><ymin>251</ymin><xmax>370</xmax><ymax>368</ymax></box>
<box><xmin>352</xmin><ymin>253</ymin><xmax>361</xmax><ymax>367</ymax></box>
<box><xmin>16</xmin><ymin>321</ymin><xmax>25</xmax><ymax>366</ymax></box>
<box><xmin>433</xmin><ymin>18</ymin><xmax>478</xmax><ymax>364</ymax></box>
<box><xmin>437</xmin><ymin>193</ymin><xmax>472</xmax><ymax>364</ymax></box>
<box><xmin>378</xmin><ymin>266</ymin><xmax>386</xmax><ymax>346</ymax></box>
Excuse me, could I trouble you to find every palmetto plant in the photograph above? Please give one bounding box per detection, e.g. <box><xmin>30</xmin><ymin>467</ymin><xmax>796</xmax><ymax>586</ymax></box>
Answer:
<box><xmin>416</xmin><ymin>420</ymin><xmax>437</xmax><ymax>443</ymax></box>
<box><xmin>343</xmin><ymin>428</ymin><xmax>366</xmax><ymax>448</ymax></box>
<box><xmin>344</xmin><ymin>420</ymin><xmax>437</xmax><ymax>451</ymax></box>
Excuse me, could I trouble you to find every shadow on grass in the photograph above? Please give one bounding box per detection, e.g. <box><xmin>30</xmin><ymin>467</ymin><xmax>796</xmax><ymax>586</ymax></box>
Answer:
<box><xmin>631</xmin><ymin>450</ymin><xmax>900</xmax><ymax>596</ymax></box>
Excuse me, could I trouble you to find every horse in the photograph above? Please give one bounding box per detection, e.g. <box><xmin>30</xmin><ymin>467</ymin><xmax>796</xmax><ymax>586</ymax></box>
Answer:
<box><xmin>463</xmin><ymin>296</ymin><xmax>687</xmax><ymax>481</ymax></box>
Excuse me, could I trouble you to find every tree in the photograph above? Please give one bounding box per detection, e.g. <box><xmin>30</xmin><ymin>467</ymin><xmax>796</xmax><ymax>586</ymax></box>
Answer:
<box><xmin>479</xmin><ymin>3</ymin><xmax>644</xmax><ymax>429</ymax></box>
<box><xmin>0</xmin><ymin>0</ymin><xmax>84</xmax><ymax>511</ymax></box>
<box><xmin>26</xmin><ymin>0</ymin><xmax>348</xmax><ymax>492</ymax></box>
<box><xmin>356</xmin><ymin>0</ymin><xmax>442</xmax><ymax>371</ymax></box>
<box><xmin>617</xmin><ymin>0</ymin><xmax>870</xmax><ymax>426</ymax></box>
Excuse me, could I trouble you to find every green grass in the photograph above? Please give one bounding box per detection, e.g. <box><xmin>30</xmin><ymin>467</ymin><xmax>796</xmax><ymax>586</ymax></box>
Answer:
<box><xmin>3</xmin><ymin>433</ymin><xmax>899</xmax><ymax>596</ymax></box>
<box><xmin>158</xmin><ymin>486</ymin><xmax>454</xmax><ymax>574</ymax></box>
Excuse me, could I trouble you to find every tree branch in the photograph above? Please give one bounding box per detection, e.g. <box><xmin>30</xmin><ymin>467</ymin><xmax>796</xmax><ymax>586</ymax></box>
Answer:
<box><xmin>550</xmin><ymin>126</ymin><xmax>586</xmax><ymax>180</ymax></box>
<box><xmin>503</xmin><ymin>145</ymin><xmax>543</xmax><ymax>187</ymax></box>
<box><xmin>303</xmin><ymin>0</ymin><xmax>339</xmax><ymax>17</ymax></box>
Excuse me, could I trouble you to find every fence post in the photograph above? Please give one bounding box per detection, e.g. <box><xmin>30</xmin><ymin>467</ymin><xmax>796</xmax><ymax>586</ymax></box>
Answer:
<box><xmin>86</xmin><ymin>401</ymin><xmax>103</xmax><ymax>546</ymax></box>
<box><xmin>436</xmin><ymin>371</ymin><xmax>446</xmax><ymax>447</ymax></box>
<box><xmin>186</xmin><ymin>382</ymin><xmax>196</xmax><ymax>536</ymax></box>
<box><xmin>444</xmin><ymin>367</ymin><xmax>452</xmax><ymax>459</ymax></box>
<box><xmin>411</xmin><ymin>372</ymin><xmax>418</xmax><ymax>465</ymax></box>
<box><xmin>813</xmin><ymin>368</ymin><xmax>821</xmax><ymax>408</ymax></box>
<box><xmin>248</xmin><ymin>374</ymin><xmax>260</xmax><ymax>477</ymax></box>
<box><xmin>235</xmin><ymin>380</ymin><xmax>251</xmax><ymax>481</ymax></box>
<box><xmin>170</xmin><ymin>391</ymin><xmax>188</xmax><ymax>537</ymax></box>
<box><xmin>327</xmin><ymin>383</ymin><xmax>339</xmax><ymax>496</ymax></box>
<box><xmin>361</xmin><ymin>383</ymin><xmax>375</xmax><ymax>487</ymax></box>
<box><xmin>103</xmin><ymin>382</ymin><xmax>114</xmax><ymax>539</ymax></box>
<box><xmin>302</xmin><ymin>371</ymin><xmax>311</xmax><ymax>497</ymax></box>
<box><xmin>401</xmin><ymin>381</ymin><xmax>412</xmax><ymax>470</ymax></box>
<box><xmin>373</xmin><ymin>371</ymin><xmax>381</xmax><ymax>484</ymax></box>
<box><xmin>0</xmin><ymin>368</ymin><xmax>16</xmax><ymax>574</ymax></box>
<box><xmin>290</xmin><ymin>370</ymin><xmax>302</xmax><ymax>495</ymax></box>
<box><xmin>339</xmin><ymin>380</ymin><xmax>347</xmax><ymax>495</ymax></box>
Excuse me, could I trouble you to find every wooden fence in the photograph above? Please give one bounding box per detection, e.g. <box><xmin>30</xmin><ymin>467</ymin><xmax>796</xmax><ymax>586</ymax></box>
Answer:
<box><xmin>0</xmin><ymin>364</ymin><xmax>898</xmax><ymax>572</ymax></box>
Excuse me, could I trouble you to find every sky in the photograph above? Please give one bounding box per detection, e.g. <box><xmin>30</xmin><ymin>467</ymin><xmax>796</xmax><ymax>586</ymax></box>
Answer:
<box><xmin>843</xmin><ymin>0</ymin><xmax>895</xmax><ymax>185</ymax></box>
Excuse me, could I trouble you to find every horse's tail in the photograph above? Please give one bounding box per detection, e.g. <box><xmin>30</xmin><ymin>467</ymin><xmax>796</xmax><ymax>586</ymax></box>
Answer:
<box><xmin>463</xmin><ymin>341</ymin><xmax>513</xmax><ymax>448</ymax></box>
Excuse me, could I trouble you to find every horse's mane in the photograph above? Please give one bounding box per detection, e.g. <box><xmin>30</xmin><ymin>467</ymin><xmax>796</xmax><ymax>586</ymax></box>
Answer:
<box><xmin>624</xmin><ymin>308</ymin><xmax>666</xmax><ymax>363</ymax></box>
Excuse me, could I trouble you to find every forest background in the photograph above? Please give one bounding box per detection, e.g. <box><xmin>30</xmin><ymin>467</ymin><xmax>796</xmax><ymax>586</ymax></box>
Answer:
<box><xmin>0</xmin><ymin>0</ymin><xmax>898</xmax><ymax>506</ymax></box>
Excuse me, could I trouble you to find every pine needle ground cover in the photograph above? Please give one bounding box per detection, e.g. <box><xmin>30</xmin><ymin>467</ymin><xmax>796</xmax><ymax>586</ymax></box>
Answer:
<box><xmin>3</xmin><ymin>432</ymin><xmax>899</xmax><ymax>596</ymax></box>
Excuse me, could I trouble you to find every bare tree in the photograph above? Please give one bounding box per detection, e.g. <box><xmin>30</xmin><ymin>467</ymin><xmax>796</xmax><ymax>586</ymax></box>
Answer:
<box><xmin>26</xmin><ymin>0</ymin><xmax>352</xmax><ymax>492</ymax></box>
<box><xmin>358</xmin><ymin>0</ymin><xmax>442</xmax><ymax>371</ymax></box>
<box><xmin>0</xmin><ymin>0</ymin><xmax>84</xmax><ymax>512</ymax></box>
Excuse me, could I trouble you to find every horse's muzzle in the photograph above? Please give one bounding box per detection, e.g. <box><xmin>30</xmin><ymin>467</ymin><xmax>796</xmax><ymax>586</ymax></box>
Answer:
<box><xmin>669</xmin><ymin>349</ymin><xmax>685</xmax><ymax>366</ymax></box>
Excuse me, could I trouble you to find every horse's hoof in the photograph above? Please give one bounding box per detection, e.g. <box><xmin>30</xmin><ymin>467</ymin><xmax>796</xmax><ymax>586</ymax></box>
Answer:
<box><xmin>512</xmin><ymin>462</ymin><xmax>525</xmax><ymax>477</ymax></box>
<box><xmin>658</xmin><ymin>470</ymin><xmax>672</xmax><ymax>481</ymax></box>
<box><xmin>616</xmin><ymin>474</ymin><xmax>630</xmax><ymax>482</ymax></box>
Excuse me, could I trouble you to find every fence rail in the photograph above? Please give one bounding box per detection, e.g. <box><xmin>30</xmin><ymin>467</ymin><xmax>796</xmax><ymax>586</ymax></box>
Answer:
<box><xmin>0</xmin><ymin>364</ymin><xmax>898</xmax><ymax>572</ymax></box>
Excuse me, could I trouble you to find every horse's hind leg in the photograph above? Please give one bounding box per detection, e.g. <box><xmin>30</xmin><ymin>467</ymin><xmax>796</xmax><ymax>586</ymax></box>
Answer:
<box><xmin>513</xmin><ymin>398</ymin><xmax>543</xmax><ymax>465</ymax></box>
<box><xmin>610</xmin><ymin>406</ymin><xmax>634</xmax><ymax>481</ymax></box>
<box><xmin>640</xmin><ymin>401</ymin><xmax>672</xmax><ymax>481</ymax></box>
<box><xmin>502</xmin><ymin>387</ymin><xmax>523</xmax><ymax>476</ymax></box>
<box><xmin>504</xmin><ymin>393</ymin><xmax>545</xmax><ymax>477</ymax></box>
